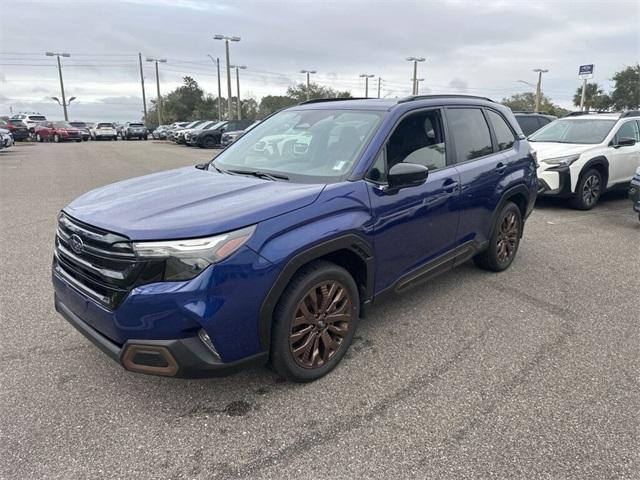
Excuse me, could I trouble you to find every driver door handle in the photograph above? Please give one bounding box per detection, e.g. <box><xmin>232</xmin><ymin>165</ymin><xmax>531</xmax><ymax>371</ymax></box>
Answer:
<box><xmin>496</xmin><ymin>162</ymin><xmax>507</xmax><ymax>174</ymax></box>
<box><xmin>442</xmin><ymin>178</ymin><xmax>459</xmax><ymax>193</ymax></box>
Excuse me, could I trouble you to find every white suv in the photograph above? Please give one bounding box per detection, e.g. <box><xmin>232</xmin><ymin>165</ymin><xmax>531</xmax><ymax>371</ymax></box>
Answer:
<box><xmin>531</xmin><ymin>111</ymin><xmax>640</xmax><ymax>209</ymax></box>
<box><xmin>10</xmin><ymin>113</ymin><xmax>47</xmax><ymax>132</ymax></box>
<box><xmin>90</xmin><ymin>122</ymin><xmax>118</xmax><ymax>141</ymax></box>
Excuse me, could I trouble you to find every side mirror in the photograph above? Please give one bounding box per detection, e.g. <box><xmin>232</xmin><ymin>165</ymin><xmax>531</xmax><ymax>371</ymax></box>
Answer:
<box><xmin>385</xmin><ymin>162</ymin><xmax>429</xmax><ymax>192</ymax></box>
<box><xmin>614</xmin><ymin>137</ymin><xmax>636</xmax><ymax>148</ymax></box>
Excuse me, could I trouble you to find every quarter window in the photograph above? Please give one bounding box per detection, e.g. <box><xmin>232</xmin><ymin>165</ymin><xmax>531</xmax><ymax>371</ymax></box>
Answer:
<box><xmin>487</xmin><ymin>110</ymin><xmax>516</xmax><ymax>151</ymax></box>
<box><xmin>447</xmin><ymin>108</ymin><xmax>493</xmax><ymax>162</ymax></box>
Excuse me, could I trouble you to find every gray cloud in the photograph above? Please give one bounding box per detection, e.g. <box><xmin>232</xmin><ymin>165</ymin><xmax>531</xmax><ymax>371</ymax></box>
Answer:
<box><xmin>1</xmin><ymin>0</ymin><xmax>638</xmax><ymax>120</ymax></box>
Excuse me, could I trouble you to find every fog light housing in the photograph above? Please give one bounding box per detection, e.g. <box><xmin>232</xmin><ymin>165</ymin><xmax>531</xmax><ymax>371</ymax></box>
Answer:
<box><xmin>198</xmin><ymin>329</ymin><xmax>221</xmax><ymax>360</ymax></box>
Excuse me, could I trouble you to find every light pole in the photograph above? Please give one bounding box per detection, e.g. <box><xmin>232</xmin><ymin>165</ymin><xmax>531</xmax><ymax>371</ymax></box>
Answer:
<box><xmin>300</xmin><ymin>70</ymin><xmax>316</xmax><ymax>100</ymax></box>
<box><xmin>230</xmin><ymin>65</ymin><xmax>247</xmax><ymax>120</ymax></box>
<box><xmin>51</xmin><ymin>96</ymin><xmax>76</xmax><ymax>117</ymax></box>
<box><xmin>138</xmin><ymin>53</ymin><xmax>148</xmax><ymax>125</ymax></box>
<box><xmin>414</xmin><ymin>78</ymin><xmax>425</xmax><ymax>95</ymax></box>
<box><xmin>146</xmin><ymin>57</ymin><xmax>167</xmax><ymax>125</ymax></box>
<box><xmin>207</xmin><ymin>54</ymin><xmax>223</xmax><ymax>120</ymax></box>
<box><xmin>406</xmin><ymin>57</ymin><xmax>425</xmax><ymax>95</ymax></box>
<box><xmin>214</xmin><ymin>34</ymin><xmax>240</xmax><ymax>120</ymax></box>
<box><xmin>377</xmin><ymin>77</ymin><xmax>382</xmax><ymax>99</ymax></box>
<box><xmin>45</xmin><ymin>52</ymin><xmax>71</xmax><ymax>120</ymax></box>
<box><xmin>533</xmin><ymin>68</ymin><xmax>549</xmax><ymax>113</ymax></box>
<box><xmin>359</xmin><ymin>74</ymin><xmax>375</xmax><ymax>98</ymax></box>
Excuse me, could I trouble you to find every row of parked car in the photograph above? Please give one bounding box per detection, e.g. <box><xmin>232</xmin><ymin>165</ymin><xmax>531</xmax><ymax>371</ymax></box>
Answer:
<box><xmin>154</xmin><ymin>119</ymin><xmax>258</xmax><ymax>148</ymax></box>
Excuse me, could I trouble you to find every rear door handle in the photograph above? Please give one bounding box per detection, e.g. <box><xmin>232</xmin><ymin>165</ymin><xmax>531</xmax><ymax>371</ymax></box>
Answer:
<box><xmin>496</xmin><ymin>163</ymin><xmax>507</xmax><ymax>174</ymax></box>
<box><xmin>442</xmin><ymin>178</ymin><xmax>459</xmax><ymax>193</ymax></box>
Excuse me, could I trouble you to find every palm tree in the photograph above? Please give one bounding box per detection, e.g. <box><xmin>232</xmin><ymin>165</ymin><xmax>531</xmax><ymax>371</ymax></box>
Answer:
<box><xmin>573</xmin><ymin>83</ymin><xmax>611</xmax><ymax>111</ymax></box>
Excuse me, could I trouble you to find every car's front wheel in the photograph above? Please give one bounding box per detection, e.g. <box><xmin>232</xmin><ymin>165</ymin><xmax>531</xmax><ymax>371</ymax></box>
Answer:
<box><xmin>53</xmin><ymin>134</ymin><xmax>60</xmax><ymax>143</ymax></box>
<box><xmin>36</xmin><ymin>133</ymin><xmax>42</xmax><ymax>142</ymax></box>
<box><xmin>201</xmin><ymin>136</ymin><xmax>216</xmax><ymax>149</ymax></box>
<box><xmin>271</xmin><ymin>261</ymin><xmax>360</xmax><ymax>382</ymax></box>
<box><xmin>474</xmin><ymin>201</ymin><xmax>522</xmax><ymax>272</ymax></box>
<box><xmin>570</xmin><ymin>169</ymin><xmax>602</xmax><ymax>210</ymax></box>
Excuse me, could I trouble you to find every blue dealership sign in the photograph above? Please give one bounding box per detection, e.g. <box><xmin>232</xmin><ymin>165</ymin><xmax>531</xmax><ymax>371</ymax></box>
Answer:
<box><xmin>578</xmin><ymin>64</ymin><xmax>594</xmax><ymax>78</ymax></box>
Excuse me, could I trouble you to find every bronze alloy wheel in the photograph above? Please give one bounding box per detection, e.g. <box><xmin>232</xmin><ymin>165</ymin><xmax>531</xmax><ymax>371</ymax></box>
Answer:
<box><xmin>582</xmin><ymin>174</ymin><xmax>601</xmax><ymax>208</ymax></box>
<box><xmin>289</xmin><ymin>281</ymin><xmax>353</xmax><ymax>369</ymax></box>
<box><xmin>496</xmin><ymin>210</ymin><xmax>519</xmax><ymax>263</ymax></box>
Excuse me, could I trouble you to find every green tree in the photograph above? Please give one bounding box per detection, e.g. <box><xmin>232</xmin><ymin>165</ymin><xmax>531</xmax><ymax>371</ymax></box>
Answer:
<box><xmin>501</xmin><ymin>92</ymin><xmax>569</xmax><ymax>117</ymax></box>
<box><xmin>258</xmin><ymin>95</ymin><xmax>297</xmax><ymax>117</ymax></box>
<box><xmin>572</xmin><ymin>82</ymin><xmax>612</xmax><ymax>111</ymax></box>
<box><xmin>285</xmin><ymin>82</ymin><xmax>351</xmax><ymax>103</ymax></box>
<box><xmin>610</xmin><ymin>64</ymin><xmax>640</xmax><ymax>110</ymax></box>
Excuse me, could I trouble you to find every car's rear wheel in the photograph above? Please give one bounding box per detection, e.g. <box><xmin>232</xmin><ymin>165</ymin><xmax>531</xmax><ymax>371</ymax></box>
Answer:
<box><xmin>570</xmin><ymin>169</ymin><xmax>602</xmax><ymax>210</ymax></box>
<box><xmin>75</xmin><ymin>139</ymin><xmax>81</xmax><ymax>143</ymax></box>
<box><xmin>202</xmin><ymin>136</ymin><xmax>216</xmax><ymax>149</ymax></box>
<box><xmin>271</xmin><ymin>260</ymin><xmax>359</xmax><ymax>382</ymax></box>
<box><xmin>53</xmin><ymin>134</ymin><xmax>60</xmax><ymax>143</ymax></box>
<box><xmin>474</xmin><ymin>201</ymin><xmax>522</xmax><ymax>272</ymax></box>
<box><xmin>36</xmin><ymin>133</ymin><xmax>42</xmax><ymax>142</ymax></box>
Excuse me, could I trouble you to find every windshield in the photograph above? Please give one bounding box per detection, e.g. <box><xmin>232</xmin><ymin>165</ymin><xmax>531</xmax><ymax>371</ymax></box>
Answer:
<box><xmin>195</xmin><ymin>121</ymin><xmax>215</xmax><ymax>130</ymax></box>
<box><xmin>70</xmin><ymin>122</ymin><xmax>86</xmax><ymax>127</ymax></box>
<box><xmin>53</xmin><ymin>121</ymin><xmax>72</xmax><ymax>128</ymax></box>
<box><xmin>97</xmin><ymin>123</ymin><xmax>113</xmax><ymax>128</ymax></box>
<box><xmin>214</xmin><ymin>109</ymin><xmax>384</xmax><ymax>183</ymax></box>
<box><xmin>205</xmin><ymin>121</ymin><xmax>225</xmax><ymax>131</ymax></box>
<box><xmin>29</xmin><ymin>116</ymin><xmax>46</xmax><ymax>121</ymax></box>
<box><xmin>129</xmin><ymin>123</ymin><xmax>144</xmax><ymax>127</ymax></box>
<box><xmin>529</xmin><ymin>119</ymin><xmax>616</xmax><ymax>144</ymax></box>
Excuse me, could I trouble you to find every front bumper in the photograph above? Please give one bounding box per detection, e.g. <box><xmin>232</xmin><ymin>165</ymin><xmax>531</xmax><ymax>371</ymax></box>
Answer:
<box><xmin>537</xmin><ymin>165</ymin><xmax>573</xmax><ymax>197</ymax></box>
<box><xmin>629</xmin><ymin>177</ymin><xmax>640</xmax><ymax>212</ymax></box>
<box><xmin>55</xmin><ymin>295</ymin><xmax>267</xmax><ymax>377</ymax></box>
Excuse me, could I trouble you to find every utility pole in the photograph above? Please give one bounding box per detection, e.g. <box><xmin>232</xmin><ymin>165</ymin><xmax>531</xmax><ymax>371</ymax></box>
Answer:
<box><xmin>300</xmin><ymin>70</ymin><xmax>316</xmax><ymax>100</ymax></box>
<box><xmin>207</xmin><ymin>54</ymin><xmax>223</xmax><ymax>119</ymax></box>
<box><xmin>406</xmin><ymin>57</ymin><xmax>425</xmax><ymax>95</ymax></box>
<box><xmin>45</xmin><ymin>52</ymin><xmax>71</xmax><ymax>120</ymax></box>
<box><xmin>230</xmin><ymin>65</ymin><xmax>247</xmax><ymax>120</ymax></box>
<box><xmin>138</xmin><ymin>53</ymin><xmax>148</xmax><ymax>125</ymax></box>
<box><xmin>359</xmin><ymin>74</ymin><xmax>375</xmax><ymax>98</ymax></box>
<box><xmin>214</xmin><ymin>34</ymin><xmax>241</xmax><ymax>120</ymax></box>
<box><xmin>415</xmin><ymin>78</ymin><xmax>425</xmax><ymax>94</ymax></box>
<box><xmin>533</xmin><ymin>68</ymin><xmax>549</xmax><ymax>113</ymax></box>
<box><xmin>377</xmin><ymin>77</ymin><xmax>381</xmax><ymax>99</ymax></box>
<box><xmin>146</xmin><ymin>57</ymin><xmax>167</xmax><ymax>125</ymax></box>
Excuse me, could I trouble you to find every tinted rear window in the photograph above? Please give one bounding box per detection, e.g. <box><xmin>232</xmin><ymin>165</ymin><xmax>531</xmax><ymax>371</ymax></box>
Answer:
<box><xmin>516</xmin><ymin>116</ymin><xmax>541</xmax><ymax>136</ymax></box>
<box><xmin>447</xmin><ymin>108</ymin><xmax>493</xmax><ymax>162</ymax></box>
<box><xmin>487</xmin><ymin>110</ymin><xmax>516</xmax><ymax>151</ymax></box>
<box><xmin>97</xmin><ymin>123</ymin><xmax>113</xmax><ymax>128</ymax></box>
<box><xmin>129</xmin><ymin>123</ymin><xmax>144</xmax><ymax>127</ymax></box>
<box><xmin>29</xmin><ymin>116</ymin><xmax>46</xmax><ymax>121</ymax></box>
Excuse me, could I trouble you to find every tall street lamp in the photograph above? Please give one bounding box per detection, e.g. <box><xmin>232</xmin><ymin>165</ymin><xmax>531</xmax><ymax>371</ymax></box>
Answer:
<box><xmin>45</xmin><ymin>52</ymin><xmax>71</xmax><ymax>120</ymax></box>
<box><xmin>214</xmin><ymin>34</ymin><xmax>240</xmax><ymax>120</ymax></box>
<box><xmin>406</xmin><ymin>57</ymin><xmax>425</xmax><ymax>95</ymax></box>
<box><xmin>359</xmin><ymin>74</ymin><xmax>375</xmax><ymax>98</ymax></box>
<box><xmin>51</xmin><ymin>96</ymin><xmax>76</xmax><ymax>114</ymax></box>
<box><xmin>533</xmin><ymin>68</ymin><xmax>549</xmax><ymax>113</ymax></box>
<box><xmin>230</xmin><ymin>65</ymin><xmax>247</xmax><ymax>120</ymax></box>
<box><xmin>300</xmin><ymin>70</ymin><xmax>316</xmax><ymax>100</ymax></box>
<box><xmin>146</xmin><ymin>57</ymin><xmax>167</xmax><ymax>125</ymax></box>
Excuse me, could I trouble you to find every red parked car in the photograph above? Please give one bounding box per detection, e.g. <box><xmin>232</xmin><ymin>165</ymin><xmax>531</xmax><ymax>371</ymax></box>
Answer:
<box><xmin>35</xmin><ymin>121</ymin><xmax>82</xmax><ymax>143</ymax></box>
<box><xmin>0</xmin><ymin>119</ymin><xmax>30</xmax><ymax>141</ymax></box>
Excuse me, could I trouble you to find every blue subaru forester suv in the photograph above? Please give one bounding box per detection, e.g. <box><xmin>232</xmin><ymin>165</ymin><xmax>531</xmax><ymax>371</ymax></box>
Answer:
<box><xmin>53</xmin><ymin>95</ymin><xmax>537</xmax><ymax>382</ymax></box>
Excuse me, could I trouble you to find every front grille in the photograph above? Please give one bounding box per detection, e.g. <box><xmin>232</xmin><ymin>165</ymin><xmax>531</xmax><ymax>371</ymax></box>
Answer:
<box><xmin>54</xmin><ymin>213</ymin><xmax>145</xmax><ymax>309</ymax></box>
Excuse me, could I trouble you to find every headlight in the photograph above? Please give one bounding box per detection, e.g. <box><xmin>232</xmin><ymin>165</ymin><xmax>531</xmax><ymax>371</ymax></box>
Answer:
<box><xmin>131</xmin><ymin>225</ymin><xmax>256</xmax><ymax>281</ymax></box>
<box><xmin>542</xmin><ymin>154</ymin><xmax>580</xmax><ymax>167</ymax></box>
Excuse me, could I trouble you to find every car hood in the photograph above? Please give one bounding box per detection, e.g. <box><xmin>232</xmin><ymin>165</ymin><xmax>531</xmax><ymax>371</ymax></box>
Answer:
<box><xmin>64</xmin><ymin>166</ymin><xmax>325</xmax><ymax>240</ymax></box>
<box><xmin>530</xmin><ymin>142</ymin><xmax>596</xmax><ymax>161</ymax></box>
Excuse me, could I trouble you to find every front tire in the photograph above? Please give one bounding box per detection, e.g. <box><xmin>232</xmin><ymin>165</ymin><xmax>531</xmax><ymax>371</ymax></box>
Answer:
<box><xmin>570</xmin><ymin>169</ymin><xmax>602</xmax><ymax>210</ymax></box>
<box><xmin>53</xmin><ymin>134</ymin><xmax>60</xmax><ymax>143</ymax></box>
<box><xmin>202</xmin><ymin>136</ymin><xmax>216</xmax><ymax>149</ymax></box>
<box><xmin>36</xmin><ymin>133</ymin><xmax>42</xmax><ymax>142</ymax></box>
<box><xmin>474</xmin><ymin>201</ymin><xmax>522</xmax><ymax>272</ymax></box>
<box><xmin>270</xmin><ymin>261</ymin><xmax>360</xmax><ymax>382</ymax></box>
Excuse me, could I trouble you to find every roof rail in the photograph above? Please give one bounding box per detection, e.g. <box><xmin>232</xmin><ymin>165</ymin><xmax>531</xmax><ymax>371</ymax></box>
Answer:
<box><xmin>565</xmin><ymin>110</ymin><xmax>620</xmax><ymax>117</ymax></box>
<box><xmin>513</xmin><ymin>110</ymin><xmax>552</xmax><ymax>115</ymax></box>
<box><xmin>297</xmin><ymin>97</ymin><xmax>365</xmax><ymax>105</ymax></box>
<box><xmin>621</xmin><ymin>110</ymin><xmax>640</xmax><ymax>118</ymax></box>
<box><xmin>398</xmin><ymin>94</ymin><xmax>495</xmax><ymax>104</ymax></box>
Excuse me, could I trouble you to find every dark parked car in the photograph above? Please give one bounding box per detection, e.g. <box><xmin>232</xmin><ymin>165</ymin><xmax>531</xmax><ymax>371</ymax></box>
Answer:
<box><xmin>35</xmin><ymin>121</ymin><xmax>82</xmax><ymax>142</ymax></box>
<box><xmin>69</xmin><ymin>122</ymin><xmax>91</xmax><ymax>141</ymax></box>
<box><xmin>0</xmin><ymin>119</ymin><xmax>30</xmax><ymax>141</ymax></box>
<box><xmin>52</xmin><ymin>95</ymin><xmax>537</xmax><ymax>382</ymax></box>
<box><xmin>513</xmin><ymin>112</ymin><xmax>556</xmax><ymax>136</ymax></box>
<box><xmin>123</xmin><ymin>122</ymin><xmax>148</xmax><ymax>140</ymax></box>
<box><xmin>630</xmin><ymin>166</ymin><xmax>640</xmax><ymax>220</ymax></box>
<box><xmin>220</xmin><ymin>120</ymin><xmax>260</xmax><ymax>147</ymax></box>
<box><xmin>192</xmin><ymin>120</ymin><xmax>254</xmax><ymax>148</ymax></box>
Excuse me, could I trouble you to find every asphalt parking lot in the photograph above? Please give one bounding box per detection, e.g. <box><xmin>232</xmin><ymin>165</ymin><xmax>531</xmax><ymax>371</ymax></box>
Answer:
<box><xmin>1</xmin><ymin>140</ymin><xmax>639</xmax><ymax>479</ymax></box>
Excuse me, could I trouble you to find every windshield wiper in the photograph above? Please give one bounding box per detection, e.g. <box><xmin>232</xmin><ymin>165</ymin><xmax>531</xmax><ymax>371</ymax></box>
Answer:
<box><xmin>227</xmin><ymin>169</ymin><xmax>289</xmax><ymax>181</ymax></box>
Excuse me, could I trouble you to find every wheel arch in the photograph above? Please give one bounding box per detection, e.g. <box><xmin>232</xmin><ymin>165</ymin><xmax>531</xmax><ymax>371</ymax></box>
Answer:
<box><xmin>488</xmin><ymin>184</ymin><xmax>531</xmax><ymax>241</ymax></box>
<box><xmin>258</xmin><ymin>234</ymin><xmax>374</xmax><ymax>351</ymax></box>
<box><xmin>579</xmin><ymin>156</ymin><xmax>609</xmax><ymax>190</ymax></box>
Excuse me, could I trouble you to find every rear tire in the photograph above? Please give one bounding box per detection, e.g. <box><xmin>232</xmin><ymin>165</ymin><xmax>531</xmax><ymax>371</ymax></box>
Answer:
<box><xmin>36</xmin><ymin>133</ymin><xmax>42</xmax><ymax>142</ymax></box>
<box><xmin>474</xmin><ymin>201</ymin><xmax>522</xmax><ymax>272</ymax></box>
<box><xmin>53</xmin><ymin>134</ymin><xmax>60</xmax><ymax>143</ymax></box>
<box><xmin>570</xmin><ymin>169</ymin><xmax>602</xmax><ymax>210</ymax></box>
<box><xmin>270</xmin><ymin>261</ymin><xmax>360</xmax><ymax>382</ymax></box>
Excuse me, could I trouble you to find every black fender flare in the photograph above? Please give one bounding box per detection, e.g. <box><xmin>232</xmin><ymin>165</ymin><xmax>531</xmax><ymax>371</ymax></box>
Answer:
<box><xmin>580</xmin><ymin>156</ymin><xmax>609</xmax><ymax>187</ymax></box>
<box><xmin>258</xmin><ymin>234</ymin><xmax>374</xmax><ymax>351</ymax></box>
<box><xmin>488</xmin><ymin>184</ymin><xmax>533</xmax><ymax>241</ymax></box>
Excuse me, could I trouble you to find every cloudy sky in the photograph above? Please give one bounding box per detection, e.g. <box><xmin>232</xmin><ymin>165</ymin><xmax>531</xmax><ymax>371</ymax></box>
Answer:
<box><xmin>1</xmin><ymin>0</ymin><xmax>638</xmax><ymax>121</ymax></box>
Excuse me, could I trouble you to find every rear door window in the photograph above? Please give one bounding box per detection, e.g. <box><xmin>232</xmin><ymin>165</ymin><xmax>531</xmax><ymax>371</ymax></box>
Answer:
<box><xmin>447</xmin><ymin>108</ymin><xmax>493</xmax><ymax>163</ymax></box>
<box><xmin>486</xmin><ymin>110</ymin><xmax>516</xmax><ymax>151</ymax></box>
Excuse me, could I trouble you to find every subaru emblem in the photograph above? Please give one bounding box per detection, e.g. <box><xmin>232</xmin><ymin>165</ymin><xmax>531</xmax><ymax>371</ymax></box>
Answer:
<box><xmin>69</xmin><ymin>234</ymin><xmax>84</xmax><ymax>255</ymax></box>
